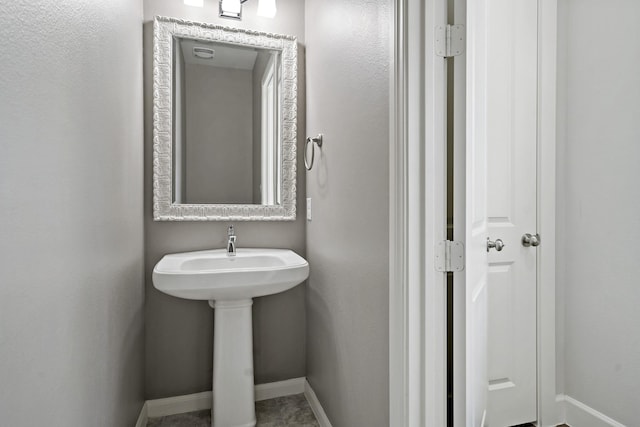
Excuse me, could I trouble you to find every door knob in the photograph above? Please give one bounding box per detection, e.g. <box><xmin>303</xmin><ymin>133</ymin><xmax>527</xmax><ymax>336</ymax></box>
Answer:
<box><xmin>522</xmin><ymin>233</ymin><xmax>541</xmax><ymax>247</ymax></box>
<box><xmin>487</xmin><ymin>238</ymin><xmax>505</xmax><ymax>252</ymax></box>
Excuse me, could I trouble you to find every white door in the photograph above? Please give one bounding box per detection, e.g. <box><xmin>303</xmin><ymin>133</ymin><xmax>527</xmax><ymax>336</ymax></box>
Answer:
<box><xmin>457</xmin><ymin>0</ymin><xmax>538</xmax><ymax>425</ymax></box>
<box><xmin>455</xmin><ymin>0</ymin><xmax>540</xmax><ymax>425</ymax></box>
<box><xmin>485</xmin><ymin>0</ymin><xmax>538</xmax><ymax>425</ymax></box>
<box><xmin>461</xmin><ymin>0</ymin><xmax>490</xmax><ymax>424</ymax></box>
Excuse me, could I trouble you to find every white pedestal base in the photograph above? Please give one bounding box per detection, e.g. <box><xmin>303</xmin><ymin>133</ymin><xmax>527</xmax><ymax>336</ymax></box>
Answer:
<box><xmin>209</xmin><ymin>299</ymin><xmax>256</xmax><ymax>427</ymax></box>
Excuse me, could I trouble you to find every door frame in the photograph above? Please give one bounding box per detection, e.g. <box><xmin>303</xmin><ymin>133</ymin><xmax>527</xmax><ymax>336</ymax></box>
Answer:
<box><xmin>389</xmin><ymin>0</ymin><xmax>559</xmax><ymax>425</ymax></box>
<box><xmin>389</xmin><ymin>0</ymin><xmax>448</xmax><ymax>425</ymax></box>
<box><xmin>535</xmin><ymin>1</ymin><xmax>559</xmax><ymax>425</ymax></box>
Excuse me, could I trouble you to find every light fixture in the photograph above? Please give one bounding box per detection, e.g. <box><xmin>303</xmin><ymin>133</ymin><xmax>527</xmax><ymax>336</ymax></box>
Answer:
<box><xmin>184</xmin><ymin>0</ymin><xmax>204</xmax><ymax>7</ymax></box>
<box><xmin>193</xmin><ymin>47</ymin><xmax>215</xmax><ymax>59</ymax></box>
<box><xmin>219</xmin><ymin>0</ymin><xmax>243</xmax><ymax>20</ymax></box>
<box><xmin>257</xmin><ymin>0</ymin><xmax>277</xmax><ymax>18</ymax></box>
<box><xmin>219</xmin><ymin>0</ymin><xmax>277</xmax><ymax>20</ymax></box>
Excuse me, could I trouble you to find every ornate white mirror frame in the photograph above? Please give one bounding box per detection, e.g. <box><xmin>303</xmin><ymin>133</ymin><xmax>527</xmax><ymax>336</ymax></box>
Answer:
<box><xmin>152</xmin><ymin>16</ymin><xmax>298</xmax><ymax>221</ymax></box>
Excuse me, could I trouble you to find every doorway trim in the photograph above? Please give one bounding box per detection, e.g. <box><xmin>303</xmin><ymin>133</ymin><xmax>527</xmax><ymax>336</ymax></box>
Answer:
<box><xmin>536</xmin><ymin>1</ymin><xmax>559</xmax><ymax>426</ymax></box>
<box><xmin>389</xmin><ymin>0</ymin><xmax>448</xmax><ymax>425</ymax></box>
<box><xmin>389</xmin><ymin>0</ymin><xmax>559</xmax><ymax>426</ymax></box>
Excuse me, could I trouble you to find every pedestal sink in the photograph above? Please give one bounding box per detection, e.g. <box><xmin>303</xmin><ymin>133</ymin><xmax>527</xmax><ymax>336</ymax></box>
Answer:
<box><xmin>152</xmin><ymin>248</ymin><xmax>309</xmax><ymax>427</ymax></box>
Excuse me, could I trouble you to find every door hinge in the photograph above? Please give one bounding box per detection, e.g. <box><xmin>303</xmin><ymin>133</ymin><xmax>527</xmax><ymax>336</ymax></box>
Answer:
<box><xmin>435</xmin><ymin>240</ymin><xmax>465</xmax><ymax>272</ymax></box>
<box><xmin>435</xmin><ymin>25</ymin><xmax>465</xmax><ymax>58</ymax></box>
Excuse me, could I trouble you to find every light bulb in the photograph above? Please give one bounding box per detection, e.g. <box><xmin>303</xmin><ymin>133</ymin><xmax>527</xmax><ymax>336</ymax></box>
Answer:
<box><xmin>220</xmin><ymin>0</ymin><xmax>242</xmax><ymax>19</ymax></box>
<box><xmin>257</xmin><ymin>0</ymin><xmax>277</xmax><ymax>18</ymax></box>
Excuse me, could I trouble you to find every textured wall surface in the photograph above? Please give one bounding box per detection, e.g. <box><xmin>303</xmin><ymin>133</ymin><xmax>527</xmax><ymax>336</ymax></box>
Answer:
<box><xmin>304</xmin><ymin>1</ymin><xmax>391</xmax><ymax>426</ymax></box>
<box><xmin>143</xmin><ymin>0</ymin><xmax>307</xmax><ymax>398</ymax></box>
<box><xmin>557</xmin><ymin>0</ymin><xmax>640</xmax><ymax>424</ymax></box>
<box><xmin>0</xmin><ymin>1</ymin><xmax>145</xmax><ymax>426</ymax></box>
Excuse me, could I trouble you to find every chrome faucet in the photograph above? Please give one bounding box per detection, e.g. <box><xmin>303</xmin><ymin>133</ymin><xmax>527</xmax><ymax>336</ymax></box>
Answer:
<box><xmin>227</xmin><ymin>225</ymin><xmax>236</xmax><ymax>257</ymax></box>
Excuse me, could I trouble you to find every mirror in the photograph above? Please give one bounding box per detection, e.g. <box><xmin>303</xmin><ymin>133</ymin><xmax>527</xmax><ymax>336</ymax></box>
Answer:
<box><xmin>153</xmin><ymin>16</ymin><xmax>298</xmax><ymax>221</ymax></box>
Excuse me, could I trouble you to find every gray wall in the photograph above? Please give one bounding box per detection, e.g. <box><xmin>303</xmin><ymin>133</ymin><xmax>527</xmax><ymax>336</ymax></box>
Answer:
<box><xmin>557</xmin><ymin>0</ymin><xmax>640</xmax><ymax>424</ymax></box>
<box><xmin>0</xmin><ymin>0</ymin><xmax>145</xmax><ymax>426</ymax></box>
<box><xmin>184</xmin><ymin>64</ymin><xmax>254</xmax><ymax>204</ymax></box>
<box><xmin>304</xmin><ymin>1</ymin><xmax>391</xmax><ymax>426</ymax></box>
<box><xmin>143</xmin><ymin>0</ymin><xmax>307</xmax><ymax>398</ymax></box>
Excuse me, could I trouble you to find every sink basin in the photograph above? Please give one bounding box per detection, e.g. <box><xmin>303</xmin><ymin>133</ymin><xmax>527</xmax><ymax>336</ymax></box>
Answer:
<box><xmin>152</xmin><ymin>248</ymin><xmax>309</xmax><ymax>301</ymax></box>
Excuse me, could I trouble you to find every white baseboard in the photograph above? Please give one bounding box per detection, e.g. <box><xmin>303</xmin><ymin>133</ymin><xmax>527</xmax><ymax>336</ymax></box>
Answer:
<box><xmin>134</xmin><ymin>402</ymin><xmax>148</xmax><ymax>427</ymax></box>
<box><xmin>304</xmin><ymin>379</ymin><xmax>333</xmax><ymax>427</ymax></box>
<box><xmin>138</xmin><ymin>377</ymin><xmax>322</xmax><ymax>423</ymax></box>
<box><xmin>557</xmin><ymin>394</ymin><xmax>626</xmax><ymax>427</ymax></box>
<box><xmin>147</xmin><ymin>390</ymin><xmax>213</xmax><ymax>418</ymax></box>
<box><xmin>255</xmin><ymin>377</ymin><xmax>305</xmax><ymax>401</ymax></box>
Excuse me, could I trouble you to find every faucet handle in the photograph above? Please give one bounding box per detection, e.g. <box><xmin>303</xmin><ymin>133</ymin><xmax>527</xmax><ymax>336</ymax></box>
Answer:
<box><xmin>228</xmin><ymin>225</ymin><xmax>235</xmax><ymax>236</ymax></box>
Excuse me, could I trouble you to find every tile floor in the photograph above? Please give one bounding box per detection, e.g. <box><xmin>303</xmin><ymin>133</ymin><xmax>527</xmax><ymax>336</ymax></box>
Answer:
<box><xmin>147</xmin><ymin>400</ymin><xmax>570</xmax><ymax>427</ymax></box>
<box><xmin>147</xmin><ymin>394</ymin><xmax>319</xmax><ymax>427</ymax></box>
<box><xmin>512</xmin><ymin>424</ymin><xmax>569</xmax><ymax>427</ymax></box>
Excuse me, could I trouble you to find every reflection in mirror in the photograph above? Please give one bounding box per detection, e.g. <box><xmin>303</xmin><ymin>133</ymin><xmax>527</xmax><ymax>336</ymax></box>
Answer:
<box><xmin>152</xmin><ymin>16</ymin><xmax>297</xmax><ymax>221</ymax></box>
<box><xmin>172</xmin><ymin>38</ymin><xmax>282</xmax><ymax>205</ymax></box>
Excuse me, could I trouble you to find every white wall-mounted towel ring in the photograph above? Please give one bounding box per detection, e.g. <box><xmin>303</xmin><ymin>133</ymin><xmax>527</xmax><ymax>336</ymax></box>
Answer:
<box><xmin>304</xmin><ymin>134</ymin><xmax>323</xmax><ymax>171</ymax></box>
